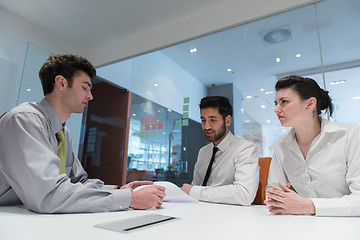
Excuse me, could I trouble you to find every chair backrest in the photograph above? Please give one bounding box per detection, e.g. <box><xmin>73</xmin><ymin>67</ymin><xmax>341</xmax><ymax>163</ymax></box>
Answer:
<box><xmin>252</xmin><ymin>157</ymin><xmax>272</xmax><ymax>205</ymax></box>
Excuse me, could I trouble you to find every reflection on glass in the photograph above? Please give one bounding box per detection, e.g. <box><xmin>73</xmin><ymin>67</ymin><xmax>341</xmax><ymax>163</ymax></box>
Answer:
<box><xmin>127</xmin><ymin>93</ymin><xmax>183</xmax><ymax>183</ymax></box>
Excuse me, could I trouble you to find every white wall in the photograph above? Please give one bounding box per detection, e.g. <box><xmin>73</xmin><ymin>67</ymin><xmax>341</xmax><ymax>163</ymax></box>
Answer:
<box><xmin>0</xmin><ymin>8</ymin><xmax>85</xmax><ymax>109</ymax></box>
<box><xmin>97</xmin><ymin>51</ymin><xmax>206</xmax><ymax>122</ymax></box>
<box><xmin>0</xmin><ymin>8</ymin><xmax>85</xmax><ymax>155</ymax></box>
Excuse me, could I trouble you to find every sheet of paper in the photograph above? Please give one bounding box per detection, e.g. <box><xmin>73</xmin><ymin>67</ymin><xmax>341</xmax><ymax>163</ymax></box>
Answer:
<box><xmin>134</xmin><ymin>181</ymin><xmax>198</xmax><ymax>203</ymax></box>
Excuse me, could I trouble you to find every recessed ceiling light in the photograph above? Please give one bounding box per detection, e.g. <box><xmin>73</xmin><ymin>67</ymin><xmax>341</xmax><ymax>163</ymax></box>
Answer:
<box><xmin>158</xmin><ymin>110</ymin><xmax>160</xmax><ymax>112</ymax></box>
<box><xmin>241</xmin><ymin>108</ymin><xmax>245</xmax><ymax>113</ymax></box>
<box><xmin>132</xmin><ymin>114</ymin><xmax>136</xmax><ymax>116</ymax></box>
<box><xmin>282</xmin><ymin>129</ymin><xmax>286</xmax><ymax>133</ymax></box>
<box><xmin>260</xmin><ymin>88</ymin><xmax>264</xmax><ymax>91</ymax></box>
<box><xmin>266</xmin><ymin>120</ymin><xmax>271</xmax><ymax>123</ymax></box>
<box><xmin>265</xmin><ymin>91</ymin><xmax>274</xmax><ymax>94</ymax></box>
<box><xmin>244</xmin><ymin>120</ymin><xmax>250</xmax><ymax>123</ymax></box>
<box><xmin>246</xmin><ymin>96</ymin><xmax>252</xmax><ymax>99</ymax></box>
<box><xmin>275</xmin><ymin>57</ymin><xmax>281</xmax><ymax>63</ymax></box>
<box><xmin>329</xmin><ymin>80</ymin><xmax>346</xmax><ymax>85</ymax></box>
<box><xmin>189</xmin><ymin>48</ymin><xmax>197</xmax><ymax>53</ymax></box>
<box><xmin>26</xmin><ymin>88</ymin><xmax>31</xmax><ymax>92</ymax></box>
<box><xmin>296</xmin><ymin>53</ymin><xmax>302</xmax><ymax>58</ymax></box>
<box><xmin>154</xmin><ymin>83</ymin><xmax>158</xmax><ymax>87</ymax></box>
<box><xmin>353</xmin><ymin>96</ymin><xmax>360</xmax><ymax>100</ymax></box>
<box><xmin>261</xmin><ymin>105</ymin><xmax>266</xmax><ymax>109</ymax></box>
<box><xmin>227</xmin><ymin>68</ymin><xmax>232</xmax><ymax>72</ymax></box>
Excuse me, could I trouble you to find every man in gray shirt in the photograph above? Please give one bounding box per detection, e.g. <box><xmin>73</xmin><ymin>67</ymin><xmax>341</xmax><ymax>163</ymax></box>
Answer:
<box><xmin>0</xmin><ymin>54</ymin><xmax>165</xmax><ymax>213</ymax></box>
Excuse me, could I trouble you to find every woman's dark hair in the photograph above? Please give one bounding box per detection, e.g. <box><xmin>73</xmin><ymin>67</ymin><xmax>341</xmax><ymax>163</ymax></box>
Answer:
<box><xmin>200</xmin><ymin>96</ymin><xmax>233</xmax><ymax>120</ymax></box>
<box><xmin>39</xmin><ymin>54</ymin><xmax>96</xmax><ymax>95</ymax></box>
<box><xmin>275</xmin><ymin>75</ymin><xmax>333</xmax><ymax>116</ymax></box>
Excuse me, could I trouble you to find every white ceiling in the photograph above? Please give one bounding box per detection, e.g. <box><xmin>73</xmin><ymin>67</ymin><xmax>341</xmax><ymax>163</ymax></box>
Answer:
<box><xmin>0</xmin><ymin>0</ymin><xmax>223</xmax><ymax>50</ymax></box>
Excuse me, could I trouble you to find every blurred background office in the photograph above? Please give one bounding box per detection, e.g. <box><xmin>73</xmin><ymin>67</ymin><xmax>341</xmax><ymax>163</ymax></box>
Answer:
<box><xmin>1</xmin><ymin>0</ymin><xmax>359</xmax><ymax>186</ymax></box>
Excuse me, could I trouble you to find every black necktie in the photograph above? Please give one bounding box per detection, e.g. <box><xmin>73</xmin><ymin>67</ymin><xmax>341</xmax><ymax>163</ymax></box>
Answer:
<box><xmin>202</xmin><ymin>146</ymin><xmax>219</xmax><ymax>186</ymax></box>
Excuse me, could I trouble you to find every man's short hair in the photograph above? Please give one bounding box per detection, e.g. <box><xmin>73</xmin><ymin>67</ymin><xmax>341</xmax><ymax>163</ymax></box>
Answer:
<box><xmin>200</xmin><ymin>96</ymin><xmax>233</xmax><ymax>120</ymax></box>
<box><xmin>39</xmin><ymin>54</ymin><xmax>96</xmax><ymax>95</ymax></box>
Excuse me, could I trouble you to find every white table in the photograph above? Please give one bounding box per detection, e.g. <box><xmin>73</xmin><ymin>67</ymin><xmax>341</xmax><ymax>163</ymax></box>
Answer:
<box><xmin>0</xmin><ymin>202</ymin><xmax>359</xmax><ymax>240</ymax></box>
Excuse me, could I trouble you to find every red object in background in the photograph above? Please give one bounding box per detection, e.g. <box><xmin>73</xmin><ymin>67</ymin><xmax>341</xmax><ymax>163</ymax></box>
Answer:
<box><xmin>152</xmin><ymin>124</ymin><xmax>157</xmax><ymax>130</ymax></box>
<box><xmin>158</xmin><ymin>123</ymin><xmax>163</xmax><ymax>129</ymax></box>
<box><xmin>140</xmin><ymin>118</ymin><xmax>145</xmax><ymax>124</ymax></box>
<box><xmin>145</xmin><ymin>124</ymin><xmax>150</xmax><ymax>130</ymax></box>
<box><xmin>146</xmin><ymin>117</ymin><xmax>151</xmax><ymax>123</ymax></box>
<box><xmin>152</xmin><ymin>116</ymin><xmax>157</xmax><ymax>122</ymax></box>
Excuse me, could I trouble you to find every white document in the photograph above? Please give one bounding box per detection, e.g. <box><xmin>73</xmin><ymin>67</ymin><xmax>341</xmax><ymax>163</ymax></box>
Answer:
<box><xmin>134</xmin><ymin>181</ymin><xmax>198</xmax><ymax>203</ymax></box>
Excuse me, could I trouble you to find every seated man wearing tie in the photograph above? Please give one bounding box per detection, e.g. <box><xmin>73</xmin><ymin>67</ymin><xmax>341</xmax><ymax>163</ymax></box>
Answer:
<box><xmin>181</xmin><ymin>96</ymin><xmax>258</xmax><ymax>205</ymax></box>
<box><xmin>0</xmin><ymin>54</ymin><xmax>165</xmax><ymax>213</ymax></box>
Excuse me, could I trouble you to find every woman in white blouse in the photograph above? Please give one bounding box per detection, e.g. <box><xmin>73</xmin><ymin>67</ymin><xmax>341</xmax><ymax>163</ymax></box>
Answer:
<box><xmin>265</xmin><ymin>75</ymin><xmax>360</xmax><ymax>216</ymax></box>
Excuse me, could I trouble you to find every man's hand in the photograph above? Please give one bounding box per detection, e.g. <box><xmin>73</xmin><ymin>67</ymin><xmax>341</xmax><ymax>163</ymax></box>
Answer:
<box><xmin>120</xmin><ymin>181</ymin><xmax>154</xmax><ymax>191</ymax></box>
<box><xmin>181</xmin><ymin>183</ymin><xmax>193</xmax><ymax>195</ymax></box>
<box><xmin>129</xmin><ymin>185</ymin><xmax>166</xmax><ymax>210</ymax></box>
<box><xmin>264</xmin><ymin>182</ymin><xmax>315</xmax><ymax>215</ymax></box>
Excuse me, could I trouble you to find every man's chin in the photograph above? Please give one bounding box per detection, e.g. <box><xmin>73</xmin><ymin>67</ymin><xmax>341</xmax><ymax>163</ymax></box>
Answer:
<box><xmin>205</xmin><ymin>136</ymin><xmax>214</xmax><ymax>142</ymax></box>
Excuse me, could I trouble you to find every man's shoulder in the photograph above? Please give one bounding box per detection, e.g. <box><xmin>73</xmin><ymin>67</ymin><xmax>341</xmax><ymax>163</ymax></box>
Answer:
<box><xmin>1</xmin><ymin>102</ymin><xmax>45</xmax><ymax>122</ymax></box>
<box><xmin>231</xmin><ymin>135</ymin><xmax>255</xmax><ymax>148</ymax></box>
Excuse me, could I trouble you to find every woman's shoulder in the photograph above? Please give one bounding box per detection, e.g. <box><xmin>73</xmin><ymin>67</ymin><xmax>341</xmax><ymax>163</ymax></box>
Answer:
<box><xmin>323</xmin><ymin>118</ymin><xmax>360</xmax><ymax>132</ymax></box>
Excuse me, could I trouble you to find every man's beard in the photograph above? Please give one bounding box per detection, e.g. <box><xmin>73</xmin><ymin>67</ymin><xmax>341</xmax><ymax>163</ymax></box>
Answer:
<box><xmin>204</xmin><ymin>122</ymin><xmax>227</xmax><ymax>143</ymax></box>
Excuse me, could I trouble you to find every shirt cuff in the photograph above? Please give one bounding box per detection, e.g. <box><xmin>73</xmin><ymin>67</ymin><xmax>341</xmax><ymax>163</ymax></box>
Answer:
<box><xmin>111</xmin><ymin>188</ymin><xmax>132</xmax><ymax>210</ymax></box>
<box><xmin>311</xmin><ymin>198</ymin><xmax>351</xmax><ymax>216</ymax></box>
<box><xmin>189</xmin><ymin>185</ymin><xmax>204</xmax><ymax>200</ymax></box>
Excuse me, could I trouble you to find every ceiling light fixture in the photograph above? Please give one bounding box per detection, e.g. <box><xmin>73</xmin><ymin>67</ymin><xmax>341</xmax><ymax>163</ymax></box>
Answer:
<box><xmin>227</xmin><ymin>68</ymin><xmax>232</xmax><ymax>72</ymax></box>
<box><xmin>261</xmin><ymin>105</ymin><xmax>266</xmax><ymax>109</ymax></box>
<box><xmin>353</xmin><ymin>96</ymin><xmax>360</xmax><ymax>100</ymax></box>
<box><xmin>275</xmin><ymin>57</ymin><xmax>281</xmax><ymax>63</ymax></box>
<box><xmin>262</xmin><ymin>26</ymin><xmax>291</xmax><ymax>44</ymax></box>
<box><xmin>154</xmin><ymin>83</ymin><xmax>158</xmax><ymax>87</ymax></box>
<box><xmin>266</xmin><ymin>120</ymin><xmax>271</xmax><ymax>123</ymax></box>
<box><xmin>246</xmin><ymin>96</ymin><xmax>252</xmax><ymax>99</ymax></box>
<box><xmin>26</xmin><ymin>88</ymin><xmax>31</xmax><ymax>92</ymax></box>
<box><xmin>329</xmin><ymin>80</ymin><xmax>346</xmax><ymax>85</ymax></box>
<box><xmin>265</xmin><ymin>91</ymin><xmax>274</xmax><ymax>94</ymax></box>
<box><xmin>260</xmin><ymin>88</ymin><xmax>264</xmax><ymax>91</ymax></box>
<box><xmin>189</xmin><ymin>48</ymin><xmax>197</xmax><ymax>53</ymax></box>
<box><xmin>296</xmin><ymin>53</ymin><xmax>302</xmax><ymax>58</ymax></box>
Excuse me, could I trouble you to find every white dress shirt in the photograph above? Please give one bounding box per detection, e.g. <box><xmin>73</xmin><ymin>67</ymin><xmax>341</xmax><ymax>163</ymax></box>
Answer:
<box><xmin>0</xmin><ymin>99</ymin><xmax>131</xmax><ymax>213</ymax></box>
<box><xmin>267</xmin><ymin>118</ymin><xmax>360</xmax><ymax>216</ymax></box>
<box><xmin>190</xmin><ymin>131</ymin><xmax>259</xmax><ymax>205</ymax></box>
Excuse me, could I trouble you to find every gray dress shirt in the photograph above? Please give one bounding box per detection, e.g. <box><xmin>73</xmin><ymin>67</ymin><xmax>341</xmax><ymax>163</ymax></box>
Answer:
<box><xmin>0</xmin><ymin>99</ymin><xmax>131</xmax><ymax>213</ymax></box>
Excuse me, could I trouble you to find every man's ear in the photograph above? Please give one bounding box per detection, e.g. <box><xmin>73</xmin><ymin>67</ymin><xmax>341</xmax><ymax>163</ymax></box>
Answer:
<box><xmin>225</xmin><ymin>115</ymin><xmax>232</xmax><ymax>127</ymax></box>
<box><xmin>54</xmin><ymin>75</ymin><xmax>67</xmax><ymax>91</ymax></box>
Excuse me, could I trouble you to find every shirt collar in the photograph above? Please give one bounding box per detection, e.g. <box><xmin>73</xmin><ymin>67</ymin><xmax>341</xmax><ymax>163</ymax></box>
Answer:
<box><xmin>281</xmin><ymin>117</ymin><xmax>346</xmax><ymax>144</ymax></box>
<box><xmin>38</xmin><ymin>98</ymin><xmax>63</xmax><ymax>134</ymax></box>
<box><xmin>213</xmin><ymin>131</ymin><xmax>234</xmax><ymax>152</ymax></box>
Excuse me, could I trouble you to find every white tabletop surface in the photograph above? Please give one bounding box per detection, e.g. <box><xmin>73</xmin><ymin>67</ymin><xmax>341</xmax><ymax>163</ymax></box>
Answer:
<box><xmin>0</xmin><ymin>202</ymin><xmax>359</xmax><ymax>240</ymax></box>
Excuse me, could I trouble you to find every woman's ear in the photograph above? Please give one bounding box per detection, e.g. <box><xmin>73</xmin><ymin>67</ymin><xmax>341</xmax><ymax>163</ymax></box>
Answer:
<box><xmin>307</xmin><ymin>97</ymin><xmax>317</xmax><ymax>110</ymax></box>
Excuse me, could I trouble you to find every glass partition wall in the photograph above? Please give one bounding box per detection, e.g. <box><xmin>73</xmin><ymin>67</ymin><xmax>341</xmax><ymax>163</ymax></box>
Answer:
<box><xmin>93</xmin><ymin>0</ymin><xmax>360</xmax><ymax>185</ymax></box>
